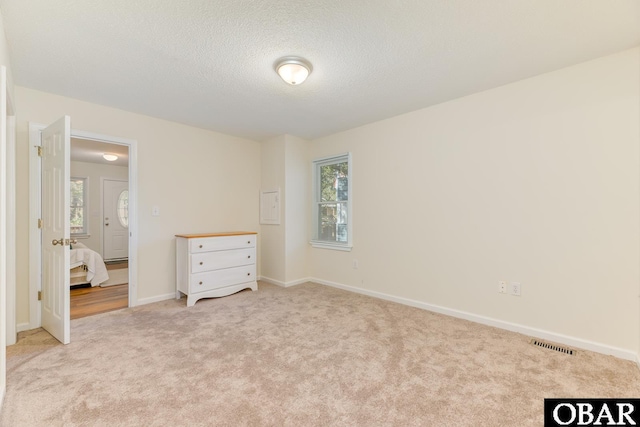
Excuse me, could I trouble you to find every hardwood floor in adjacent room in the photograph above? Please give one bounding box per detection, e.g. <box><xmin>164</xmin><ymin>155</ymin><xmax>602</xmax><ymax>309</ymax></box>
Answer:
<box><xmin>70</xmin><ymin>261</ymin><xmax>128</xmax><ymax>320</ymax></box>
<box><xmin>70</xmin><ymin>284</ymin><xmax>128</xmax><ymax>319</ymax></box>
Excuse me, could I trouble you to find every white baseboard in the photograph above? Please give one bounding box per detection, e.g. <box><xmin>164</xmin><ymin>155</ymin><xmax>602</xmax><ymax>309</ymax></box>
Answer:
<box><xmin>257</xmin><ymin>276</ymin><xmax>286</xmax><ymax>287</ymax></box>
<box><xmin>311</xmin><ymin>277</ymin><xmax>639</xmax><ymax>363</ymax></box>
<box><xmin>136</xmin><ymin>292</ymin><xmax>176</xmax><ymax>306</ymax></box>
<box><xmin>16</xmin><ymin>322</ymin><xmax>30</xmax><ymax>333</ymax></box>
<box><xmin>259</xmin><ymin>276</ymin><xmax>311</xmax><ymax>288</ymax></box>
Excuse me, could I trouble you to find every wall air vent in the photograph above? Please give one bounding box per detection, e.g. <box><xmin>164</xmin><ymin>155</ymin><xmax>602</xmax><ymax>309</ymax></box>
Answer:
<box><xmin>530</xmin><ymin>339</ymin><xmax>575</xmax><ymax>355</ymax></box>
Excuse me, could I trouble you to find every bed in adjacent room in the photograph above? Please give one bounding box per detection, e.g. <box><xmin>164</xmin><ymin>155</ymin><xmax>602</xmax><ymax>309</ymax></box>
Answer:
<box><xmin>69</xmin><ymin>242</ymin><xmax>109</xmax><ymax>287</ymax></box>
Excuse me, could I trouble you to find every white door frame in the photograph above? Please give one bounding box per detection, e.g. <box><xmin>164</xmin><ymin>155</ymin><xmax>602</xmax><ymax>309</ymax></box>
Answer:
<box><xmin>0</xmin><ymin>66</ymin><xmax>7</xmax><ymax>407</ymax></box>
<box><xmin>5</xmin><ymin>114</ymin><xmax>15</xmax><ymax>346</ymax></box>
<box><xmin>28</xmin><ymin>123</ymin><xmax>138</xmax><ymax>329</ymax></box>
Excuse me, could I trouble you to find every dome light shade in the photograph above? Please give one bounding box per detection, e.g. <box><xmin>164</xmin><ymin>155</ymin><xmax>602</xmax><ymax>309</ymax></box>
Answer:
<box><xmin>103</xmin><ymin>154</ymin><xmax>118</xmax><ymax>161</ymax></box>
<box><xmin>275</xmin><ymin>57</ymin><xmax>312</xmax><ymax>85</ymax></box>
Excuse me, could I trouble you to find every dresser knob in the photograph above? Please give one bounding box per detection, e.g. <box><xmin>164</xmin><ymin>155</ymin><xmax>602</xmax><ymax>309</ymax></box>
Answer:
<box><xmin>199</xmin><ymin>245</ymin><xmax>203</xmax><ymax>248</ymax></box>
<box><xmin>247</xmin><ymin>273</ymin><xmax>250</xmax><ymax>276</ymax></box>
<box><xmin>199</xmin><ymin>281</ymin><xmax>203</xmax><ymax>285</ymax></box>
<box><xmin>199</xmin><ymin>262</ymin><xmax>203</xmax><ymax>265</ymax></box>
<box><xmin>247</xmin><ymin>255</ymin><xmax>251</xmax><ymax>259</ymax></box>
<box><xmin>247</xmin><ymin>240</ymin><xmax>250</xmax><ymax>244</ymax></box>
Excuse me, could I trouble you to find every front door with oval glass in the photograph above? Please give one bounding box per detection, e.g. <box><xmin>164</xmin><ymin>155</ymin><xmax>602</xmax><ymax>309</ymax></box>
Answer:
<box><xmin>103</xmin><ymin>179</ymin><xmax>129</xmax><ymax>261</ymax></box>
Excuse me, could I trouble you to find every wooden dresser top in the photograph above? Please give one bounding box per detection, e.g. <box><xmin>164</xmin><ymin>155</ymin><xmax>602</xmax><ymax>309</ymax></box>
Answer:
<box><xmin>175</xmin><ymin>231</ymin><xmax>257</xmax><ymax>239</ymax></box>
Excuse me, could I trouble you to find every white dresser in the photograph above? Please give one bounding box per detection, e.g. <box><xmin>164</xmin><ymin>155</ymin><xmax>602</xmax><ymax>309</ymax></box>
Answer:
<box><xmin>175</xmin><ymin>232</ymin><xmax>257</xmax><ymax>307</ymax></box>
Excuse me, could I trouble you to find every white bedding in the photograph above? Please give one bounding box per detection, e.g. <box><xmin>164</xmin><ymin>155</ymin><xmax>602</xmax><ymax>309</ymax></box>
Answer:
<box><xmin>70</xmin><ymin>242</ymin><xmax>109</xmax><ymax>286</ymax></box>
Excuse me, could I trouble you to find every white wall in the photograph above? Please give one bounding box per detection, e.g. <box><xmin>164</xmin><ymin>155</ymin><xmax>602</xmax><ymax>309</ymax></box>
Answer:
<box><xmin>0</xmin><ymin>9</ymin><xmax>13</xmax><ymax>104</ymax></box>
<box><xmin>284</xmin><ymin>135</ymin><xmax>309</xmax><ymax>283</ymax></box>
<box><xmin>15</xmin><ymin>86</ymin><xmax>261</xmax><ymax>324</ymax></box>
<box><xmin>260</xmin><ymin>135</ymin><xmax>286</xmax><ymax>283</ymax></box>
<box><xmin>70</xmin><ymin>161</ymin><xmax>128</xmax><ymax>255</ymax></box>
<box><xmin>259</xmin><ymin>134</ymin><xmax>310</xmax><ymax>286</ymax></box>
<box><xmin>309</xmin><ymin>48</ymin><xmax>640</xmax><ymax>356</ymax></box>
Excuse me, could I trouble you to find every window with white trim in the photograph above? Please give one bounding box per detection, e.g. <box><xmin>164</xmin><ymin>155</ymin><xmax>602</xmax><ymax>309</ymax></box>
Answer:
<box><xmin>311</xmin><ymin>153</ymin><xmax>352</xmax><ymax>251</ymax></box>
<box><xmin>70</xmin><ymin>177</ymin><xmax>88</xmax><ymax>236</ymax></box>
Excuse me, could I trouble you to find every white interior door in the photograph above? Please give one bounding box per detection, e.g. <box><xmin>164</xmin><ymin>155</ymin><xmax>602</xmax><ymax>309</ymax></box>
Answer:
<box><xmin>41</xmin><ymin>116</ymin><xmax>71</xmax><ymax>344</ymax></box>
<box><xmin>103</xmin><ymin>179</ymin><xmax>129</xmax><ymax>261</ymax></box>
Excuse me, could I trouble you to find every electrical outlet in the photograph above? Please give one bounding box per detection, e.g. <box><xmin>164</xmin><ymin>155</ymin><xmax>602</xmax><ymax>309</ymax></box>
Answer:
<box><xmin>510</xmin><ymin>282</ymin><xmax>521</xmax><ymax>296</ymax></box>
<box><xmin>352</xmin><ymin>259</ymin><xmax>359</xmax><ymax>269</ymax></box>
<box><xmin>498</xmin><ymin>281</ymin><xmax>507</xmax><ymax>294</ymax></box>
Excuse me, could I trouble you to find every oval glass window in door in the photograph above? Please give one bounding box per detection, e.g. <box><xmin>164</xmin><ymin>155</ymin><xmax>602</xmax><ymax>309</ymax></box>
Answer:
<box><xmin>117</xmin><ymin>190</ymin><xmax>129</xmax><ymax>228</ymax></box>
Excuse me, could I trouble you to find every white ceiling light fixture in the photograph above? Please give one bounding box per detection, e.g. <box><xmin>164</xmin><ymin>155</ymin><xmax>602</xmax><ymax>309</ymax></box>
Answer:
<box><xmin>103</xmin><ymin>153</ymin><xmax>118</xmax><ymax>161</ymax></box>
<box><xmin>275</xmin><ymin>57</ymin><xmax>312</xmax><ymax>85</ymax></box>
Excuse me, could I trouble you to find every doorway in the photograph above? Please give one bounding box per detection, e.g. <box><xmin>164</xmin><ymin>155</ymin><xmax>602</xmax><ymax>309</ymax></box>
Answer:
<box><xmin>69</xmin><ymin>139</ymin><xmax>130</xmax><ymax>319</ymax></box>
<box><xmin>28</xmin><ymin>124</ymin><xmax>138</xmax><ymax>333</ymax></box>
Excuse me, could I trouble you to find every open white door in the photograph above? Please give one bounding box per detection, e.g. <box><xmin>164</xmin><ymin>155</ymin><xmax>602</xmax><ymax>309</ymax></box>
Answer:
<box><xmin>41</xmin><ymin>116</ymin><xmax>70</xmax><ymax>344</ymax></box>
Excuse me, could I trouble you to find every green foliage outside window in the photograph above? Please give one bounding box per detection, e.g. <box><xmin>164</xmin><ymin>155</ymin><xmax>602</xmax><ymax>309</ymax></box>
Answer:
<box><xmin>70</xmin><ymin>178</ymin><xmax>85</xmax><ymax>234</ymax></box>
<box><xmin>318</xmin><ymin>161</ymin><xmax>348</xmax><ymax>242</ymax></box>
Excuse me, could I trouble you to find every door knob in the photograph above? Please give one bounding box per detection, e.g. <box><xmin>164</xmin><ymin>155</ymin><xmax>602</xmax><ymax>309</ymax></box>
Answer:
<box><xmin>71</xmin><ymin>239</ymin><xmax>78</xmax><ymax>244</ymax></box>
<box><xmin>52</xmin><ymin>238</ymin><xmax>64</xmax><ymax>246</ymax></box>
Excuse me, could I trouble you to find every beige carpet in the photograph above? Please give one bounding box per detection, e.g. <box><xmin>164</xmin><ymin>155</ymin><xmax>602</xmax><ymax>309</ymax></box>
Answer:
<box><xmin>3</xmin><ymin>282</ymin><xmax>639</xmax><ymax>426</ymax></box>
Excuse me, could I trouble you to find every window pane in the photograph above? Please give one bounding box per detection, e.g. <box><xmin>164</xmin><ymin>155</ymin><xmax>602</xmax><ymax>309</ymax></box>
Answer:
<box><xmin>117</xmin><ymin>190</ymin><xmax>129</xmax><ymax>228</ymax></box>
<box><xmin>70</xmin><ymin>207</ymin><xmax>83</xmax><ymax>232</ymax></box>
<box><xmin>70</xmin><ymin>179</ymin><xmax>84</xmax><ymax>207</ymax></box>
<box><xmin>70</xmin><ymin>178</ymin><xmax>86</xmax><ymax>234</ymax></box>
<box><xmin>313</xmin><ymin>153</ymin><xmax>351</xmax><ymax>247</ymax></box>
<box><xmin>336</xmin><ymin>224</ymin><xmax>347</xmax><ymax>242</ymax></box>
<box><xmin>317</xmin><ymin>202</ymin><xmax>348</xmax><ymax>242</ymax></box>
<box><xmin>320</xmin><ymin>162</ymin><xmax>348</xmax><ymax>202</ymax></box>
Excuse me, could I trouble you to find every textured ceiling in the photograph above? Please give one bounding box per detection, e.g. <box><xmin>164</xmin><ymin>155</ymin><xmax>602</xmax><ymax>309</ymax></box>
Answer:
<box><xmin>1</xmin><ymin>0</ymin><xmax>638</xmax><ymax>141</ymax></box>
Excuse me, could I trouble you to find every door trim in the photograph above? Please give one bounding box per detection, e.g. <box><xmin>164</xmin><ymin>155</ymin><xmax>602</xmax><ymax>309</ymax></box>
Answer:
<box><xmin>5</xmin><ymin>115</ymin><xmax>16</xmax><ymax>346</ymax></box>
<box><xmin>29</xmin><ymin>124</ymin><xmax>139</xmax><ymax>329</ymax></box>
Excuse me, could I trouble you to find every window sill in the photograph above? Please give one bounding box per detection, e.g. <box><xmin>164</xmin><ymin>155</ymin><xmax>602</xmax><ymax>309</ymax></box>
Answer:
<box><xmin>310</xmin><ymin>240</ymin><xmax>352</xmax><ymax>252</ymax></box>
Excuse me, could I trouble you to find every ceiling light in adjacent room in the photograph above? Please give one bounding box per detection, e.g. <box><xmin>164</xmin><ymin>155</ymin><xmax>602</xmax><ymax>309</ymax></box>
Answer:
<box><xmin>103</xmin><ymin>154</ymin><xmax>118</xmax><ymax>161</ymax></box>
<box><xmin>275</xmin><ymin>57</ymin><xmax>312</xmax><ymax>85</ymax></box>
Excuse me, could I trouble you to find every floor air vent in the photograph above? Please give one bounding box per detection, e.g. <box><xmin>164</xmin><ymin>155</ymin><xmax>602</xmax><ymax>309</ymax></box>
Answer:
<box><xmin>530</xmin><ymin>339</ymin><xmax>575</xmax><ymax>355</ymax></box>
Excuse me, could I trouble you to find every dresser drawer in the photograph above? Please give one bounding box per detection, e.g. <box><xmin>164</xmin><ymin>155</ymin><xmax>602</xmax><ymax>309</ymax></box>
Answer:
<box><xmin>190</xmin><ymin>235</ymin><xmax>256</xmax><ymax>253</ymax></box>
<box><xmin>190</xmin><ymin>265</ymin><xmax>256</xmax><ymax>293</ymax></box>
<box><xmin>190</xmin><ymin>248</ymin><xmax>255</xmax><ymax>273</ymax></box>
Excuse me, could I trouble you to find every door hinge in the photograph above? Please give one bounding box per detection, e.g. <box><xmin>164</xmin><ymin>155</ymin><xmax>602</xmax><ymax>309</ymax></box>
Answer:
<box><xmin>38</xmin><ymin>291</ymin><xmax>42</xmax><ymax>301</ymax></box>
<box><xmin>38</xmin><ymin>218</ymin><xmax>43</xmax><ymax>229</ymax></box>
<box><xmin>36</xmin><ymin>146</ymin><xmax>43</xmax><ymax>157</ymax></box>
